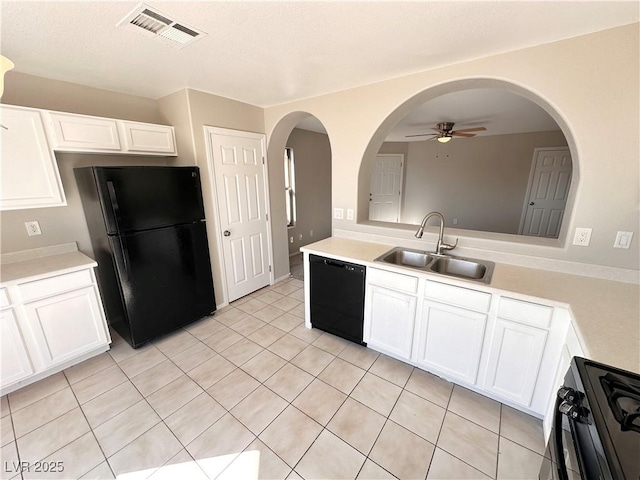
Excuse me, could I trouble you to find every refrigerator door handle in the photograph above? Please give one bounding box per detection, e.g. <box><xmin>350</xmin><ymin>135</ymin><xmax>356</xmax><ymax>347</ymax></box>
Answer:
<box><xmin>106</xmin><ymin>181</ymin><xmax>122</xmax><ymax>229</ymax></box>
<box><xmin>112</xmin><ymin>237</ymin><xmax>130</xmax><ymax>283</ymax></box>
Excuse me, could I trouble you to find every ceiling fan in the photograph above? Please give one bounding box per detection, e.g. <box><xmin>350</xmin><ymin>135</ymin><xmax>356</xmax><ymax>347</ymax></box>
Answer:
<box><xmin>406</xmin><ymin>122</ymin><xmax>487</xmax><ymax>143</ymax></box>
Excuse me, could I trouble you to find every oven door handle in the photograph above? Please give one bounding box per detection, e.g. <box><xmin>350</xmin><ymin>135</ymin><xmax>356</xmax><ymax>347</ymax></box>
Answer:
<box><xmin>554</xmin><ymin>393</ymin><xmax>571</xmax><ymax>480</ymax></box>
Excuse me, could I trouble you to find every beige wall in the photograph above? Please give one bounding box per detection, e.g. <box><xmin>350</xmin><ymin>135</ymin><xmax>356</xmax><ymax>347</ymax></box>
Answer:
<box><xmin>158</xmin><ymin>88</ymin><xmax>266</xmax><ymax>304</ymax></box>
<box><xmin>401</xmin><ymin>131</ymin><xmax>568</xmax><ymax>232</ymax></box>
<box><xmin>265</xmin><ymin>24</ymin><xmax>640</xmax><ymax>273</ymax></box>
<box><xmin>285</xmin><ymin>128</ymin><xmax>332</xmax><ymax>255</ymax></box>
<box><xmin>3</xmin><ymin>72</ymin><xmax>161</xmax><ymax>123</ymax></box>
<box><xmin>0</xmin><ymin>74</ymin><xmax>168</xmax><ymax>256</ymax></box>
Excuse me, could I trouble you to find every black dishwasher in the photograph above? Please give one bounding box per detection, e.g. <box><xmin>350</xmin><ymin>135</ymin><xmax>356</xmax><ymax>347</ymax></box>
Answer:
<box><xmin>309</xmin><ymin>254</ymin><xmax>366</xmax><ymax>345</ymax></box>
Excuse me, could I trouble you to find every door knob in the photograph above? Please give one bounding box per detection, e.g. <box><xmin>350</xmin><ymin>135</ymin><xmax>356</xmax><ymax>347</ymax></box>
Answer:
<box><xmin>223</xmin><ymin>230</ymin><xmax>231</xmax><ymax>237</ymax></box>
<box><xmin>529</xmin><ymin>202</ymin><xmax>535</xmax><ymax>206</ymax></box>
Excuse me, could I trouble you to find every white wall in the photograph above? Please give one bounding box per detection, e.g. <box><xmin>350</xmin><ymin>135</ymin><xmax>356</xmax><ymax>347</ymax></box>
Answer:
<box><xmin>265</xmin><ymin>24</ymin><xmax>639</xmax><ymax>278</ymax></box>
<box><xmin>158</xmin><ymin>88</ymin><xmax>266</xmax><ymax>305</ymax></box>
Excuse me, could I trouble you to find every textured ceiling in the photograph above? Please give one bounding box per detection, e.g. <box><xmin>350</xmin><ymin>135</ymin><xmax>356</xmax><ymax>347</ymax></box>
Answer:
<box><xmin>1</xmin><ymin>1</ymin><xmax>638</xmax><ymax>107</ymax></box>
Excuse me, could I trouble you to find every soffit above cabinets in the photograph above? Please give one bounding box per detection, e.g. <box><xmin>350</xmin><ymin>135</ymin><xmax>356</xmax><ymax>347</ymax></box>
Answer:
<box><xmin>1</xmin><ymin>1</ymin><xmax>638</xmax><ymax>107</ymax></box>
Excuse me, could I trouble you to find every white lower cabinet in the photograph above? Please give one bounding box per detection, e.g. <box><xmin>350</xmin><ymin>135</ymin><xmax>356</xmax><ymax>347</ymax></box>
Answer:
<box><xmin>483</xmin><ymin>317</ymin><xmax>548</xmax><ymax>406</ymax></box>
<box><xmin>23</xmin><ymin>286</ymin><xmax>108</xmax><ymax>368</ymax></box>
<box><xmin>365</xmin><ymin>268</ymin><xmax>418</xmax><ymax>361</ymax></box>
<box><xmin>417</xmin><ymin>300</ymin><xmax>487</xmax><ymax>385</ymax></box>
<box><xmin>366</xmin><ymin>285</ymin><xmax>417</xmax><ymax>360</ymax></box>
<box><xmin>359</xmin><ymin>264</ymin><xmax>567</xmax><ymax>418</ymax></box>
<box><xmin>1</xmin><ymin>308</ymin><xmax>34</xmax><ymax>386</ymax></box>
<box><xmin>0</xmin><ymin>266</ymin><xmax>110</xmax><ymax>395</ymax></box>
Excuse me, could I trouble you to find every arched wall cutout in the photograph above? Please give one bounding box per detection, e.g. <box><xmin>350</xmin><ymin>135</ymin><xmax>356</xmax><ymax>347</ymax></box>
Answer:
<box><xmin>356</xmin><ymin>77</ymin><xmax>580</xmax><ymax>246</ymax></box>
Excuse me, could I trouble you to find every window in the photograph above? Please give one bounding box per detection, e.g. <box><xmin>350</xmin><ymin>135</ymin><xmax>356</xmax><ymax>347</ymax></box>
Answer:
<box><xmin>284</xmin><ymin>147</ymin><xmax>297</xmax><ymax>227</ymax></box>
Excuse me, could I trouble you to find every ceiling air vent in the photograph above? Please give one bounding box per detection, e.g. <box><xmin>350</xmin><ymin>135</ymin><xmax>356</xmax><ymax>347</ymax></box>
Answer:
<box><xmin>117</xmin><ymin>3</ymin><xmax>206</xmax><ymax>49</ymax></box>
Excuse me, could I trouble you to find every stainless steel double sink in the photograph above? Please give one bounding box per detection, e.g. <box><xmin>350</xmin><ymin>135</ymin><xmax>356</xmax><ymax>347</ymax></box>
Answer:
<box><xmin>374</xmin><ymin>247</ymin><xmax>495</xmax><ymax>284</ymax></box>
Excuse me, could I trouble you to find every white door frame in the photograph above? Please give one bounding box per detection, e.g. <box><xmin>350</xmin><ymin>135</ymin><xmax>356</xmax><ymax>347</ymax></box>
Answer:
<box><xmin>204</xmin><ymin>126</ymin><xmax>274</xmax><ymax>304</ymax></box>
<box><xmin>518</xmin><ymin>146</ymin><xmax>571</xmax><ymax>236</ymax></box>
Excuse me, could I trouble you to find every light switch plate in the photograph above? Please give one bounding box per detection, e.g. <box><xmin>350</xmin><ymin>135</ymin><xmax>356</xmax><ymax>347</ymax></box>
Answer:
<box><xmin>613</xmin><ymin>231</ymin><xmax>633</xmax><ymax>249</ymax></box>
<box><xmin>333</xmin><ymin>208</ymin><xmax>344</xmax><ymax>220</ymax></box>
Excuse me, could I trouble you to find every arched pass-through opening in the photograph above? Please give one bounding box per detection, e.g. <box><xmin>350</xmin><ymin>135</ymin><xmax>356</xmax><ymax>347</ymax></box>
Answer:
<box><xmin>357</xmin><ymin>78</ymin><xmax>580</xmax><ymax>245</ymax></box>
<box><xmin>267</xmin><ymin>112</ymin><xmax>332</xmax><ymax>280</ymax></box>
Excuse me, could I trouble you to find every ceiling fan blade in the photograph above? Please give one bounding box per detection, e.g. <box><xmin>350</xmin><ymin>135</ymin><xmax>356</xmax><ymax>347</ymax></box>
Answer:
<box><xmin>405</xmin><ymin>133</ymin><xmax>438</xmax><ymax>138</ymax></box>
<box><xmin>451</xmin><ymin>132</ymin><xmax>476</xmax><ymax>137</ymax></box>
<box><xmin>453</xmin><ymin>127</ymin><xmax>487</xmax><ymax>133</ymax></box>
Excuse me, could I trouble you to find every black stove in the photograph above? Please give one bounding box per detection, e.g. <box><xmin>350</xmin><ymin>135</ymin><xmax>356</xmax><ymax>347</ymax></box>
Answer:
<box><xmin>542</xmin><ymin>357</ymin><xmax>640</xmax><ymax>480</ymax></box>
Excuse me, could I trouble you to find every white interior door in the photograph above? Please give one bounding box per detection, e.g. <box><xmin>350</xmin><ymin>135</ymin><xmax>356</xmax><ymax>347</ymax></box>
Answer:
<box><xmin>206</xmin><ymin>127</ymin><xmax>272</xmax><ymax>302</ymax></box>
<box><xmin>520</xmin><ymin>148</ymin><xmax>572</xmax><ymax>237</ymax></box>
<box><xmin>369</xmin><ymin>154</ymin><xmax>404</xmax><ymax>222</ymax></box>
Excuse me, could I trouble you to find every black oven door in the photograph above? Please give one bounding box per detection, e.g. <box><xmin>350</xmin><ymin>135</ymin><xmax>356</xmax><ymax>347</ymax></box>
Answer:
<box><xmin>542</xmin><ymin>362</ymin><xmax>612</xmax><ymax>480</ymax></box>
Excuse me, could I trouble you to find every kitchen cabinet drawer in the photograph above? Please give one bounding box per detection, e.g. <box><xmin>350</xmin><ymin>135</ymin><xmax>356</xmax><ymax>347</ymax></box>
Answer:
<box><xmin>121</xmin><ymin>121</ymin><xmax>176</xmax><ymax>154</ymax></box>
<box><xmin>424</xmin><ymin>280</ymin><xmax>491</xmax><ymax>312</ymax></box>
<box><xmin>498</xmin><ymin>297</ymin><xmax>553</xmax><ymax>329</ymax></box>
<box><xmin>48</xmin><ymin>112</ymin><xmax>121</xmax><ymax>151</ymax></box>
<box><xmin>0</xmin><ymin>288</ymin><xmax>10</xmax><ymax>308</ymax></box>
<box><xmin>368</xmin><ymin>268</ymin><xmax>419</xmax><ymax>294</ymax></box>
<box><xmin>19</xmin><ymin>269</ymin><xmax>94</xmax><ymax>302</ymax></box>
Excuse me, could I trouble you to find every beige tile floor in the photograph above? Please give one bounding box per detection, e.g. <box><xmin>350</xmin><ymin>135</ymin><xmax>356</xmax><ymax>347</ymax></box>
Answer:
<box><xmin>0</xmin><ymin>277</ymin><xmax>550</xmax><ymax>479</ymax></box>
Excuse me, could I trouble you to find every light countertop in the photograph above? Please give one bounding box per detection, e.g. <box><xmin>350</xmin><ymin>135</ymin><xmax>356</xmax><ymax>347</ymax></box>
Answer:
<box><xmin>0</xmin><ymin>243</ymin><xmax>97</xmax><ymax>285</ymax></box>
<box><xmin>301</xmin><ymin>237</ymin><xmax>640</xmax><ymax>373</ymax></box>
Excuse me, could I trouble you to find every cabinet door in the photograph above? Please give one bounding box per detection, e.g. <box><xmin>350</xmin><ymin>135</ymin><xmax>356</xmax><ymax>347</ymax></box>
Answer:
<box><xmin>48</xmin><ymin>112</ymin><xmax>121</xmax><ymax>151</ymax></box>
<box><xmin>23</xmin><ymin>287</ymin><xmax>108</xmax><ymax>368</ymax></box>
<box><xmin>1</xmin><ymin>308</ymin><xmax>34</xmax><ymax>387</ymax></box>
<box><xmin>121</xmin><ymin>121</ymin><xmax>176</xmax><ymax>155</ymax></box>
<box><xmin>0</xmin><ymin>106</ymin><xmax>66</xmax><ymax>210</ymax></box>
<box><xmin>483</xmin><ymin>318</ymin><xmax>548</xmax><ymax>406</ymax></box>
<box><xmin>417</xmin><ymin>301</ymin><xmax>487</xmax><ymax>384</ymax></box>
<box><xmin>365</xmin><ymin>285</ymin><xmax>417</xmax><ymax>360</ymax></box>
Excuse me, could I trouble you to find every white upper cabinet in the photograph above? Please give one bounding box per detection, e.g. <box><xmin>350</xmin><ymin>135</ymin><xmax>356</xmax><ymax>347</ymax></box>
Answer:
<box><xmin>48</xmin><ymin>112</ymin><xmax>121</xmax><ymax>151</ymax></box>
<box><xmin>45</xmin><ymin>111</ymin><xmax>177</xmax><ymax>156</ymax></box>
<box><xmin>0</xmin><ymin>105</ymin><xmax>66</xmax><ymax>210</ymax></box>
<box><xmin>1</xmin><ymin>104</ymin><xmax>177</xmax><ymax>211</ymax></box>
<box><xmin>120</xmin><ymin>120</ymin><xmax>176</xmax><ymax>154</ymax></box>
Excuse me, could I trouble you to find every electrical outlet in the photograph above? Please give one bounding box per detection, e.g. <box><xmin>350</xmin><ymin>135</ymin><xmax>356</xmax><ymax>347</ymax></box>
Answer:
<box><xmin>573</xmin><ymin>227</ymin><xmax>592</xmax><ymax>246</ymax></box>
<box><xmin>346</xmin><ymin>209</ymin><xmax>354</xmax><ymax>221</ymax></box>
<box><xmin>310</xmin><ymin>230</ymin><xmax>314</xmax><ymax>237</ymax></box>
<box><xmin>25</xmin><ymin>221</ymin><xmax>42</xmax><ymax>236</ymax></box>
<box><xmin>333</xmin><ymin>208</ymin><xmax>344</xmax><ymax>220</ymax></box>
<box><xmin>298</xmin><ymin>234</ymin><xmax>303</xmax><ymax>240</ymax></box>
<box><xmin>289</xmin><ymin>236</ymin><xmax>293</xmax><ymax>244</ymax></box>
<box><xmin>452</xmin><ymin>218</ymin><xmax>458</xmax><ymax>225</ymax></box>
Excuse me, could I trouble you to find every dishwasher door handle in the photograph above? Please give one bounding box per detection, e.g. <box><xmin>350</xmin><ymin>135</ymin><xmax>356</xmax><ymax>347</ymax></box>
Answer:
<box><xmin>324</xmin><ymin>259</ymin><xmax>346</xmax><ymax>268</ymax></box>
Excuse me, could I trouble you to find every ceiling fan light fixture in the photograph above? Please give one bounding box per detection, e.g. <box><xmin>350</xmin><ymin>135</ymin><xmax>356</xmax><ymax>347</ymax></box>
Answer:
<box><xmin>437</xmin><ymin>135</ymin><xmax>452</xmax><ymax>143</ymax></box>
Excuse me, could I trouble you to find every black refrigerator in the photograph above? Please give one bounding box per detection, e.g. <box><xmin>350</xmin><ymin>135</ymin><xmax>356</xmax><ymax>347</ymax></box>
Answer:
<box><xmin>75</xmin><ymin>166</ymin><xmax>216</xmax><ymax>348</ymax></box>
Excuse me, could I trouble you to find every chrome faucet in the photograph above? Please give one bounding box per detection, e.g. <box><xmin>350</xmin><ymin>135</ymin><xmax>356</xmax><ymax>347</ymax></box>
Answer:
<box><xmin>415</xmin><ymin>211</ymin><xmax>458</xmax><ymax>255</ymax></box>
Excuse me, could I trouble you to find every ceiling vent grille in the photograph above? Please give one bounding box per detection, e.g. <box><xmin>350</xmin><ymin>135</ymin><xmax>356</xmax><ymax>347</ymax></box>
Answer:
<box><xmin>117</xmin><ymin>3</ymin><xmax>206</xmax><ymax>49</ymax></box>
